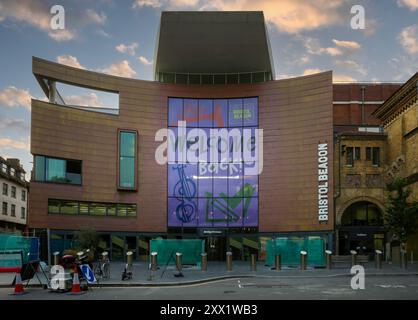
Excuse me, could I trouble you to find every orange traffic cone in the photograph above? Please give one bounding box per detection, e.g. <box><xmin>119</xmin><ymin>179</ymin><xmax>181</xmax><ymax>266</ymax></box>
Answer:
<box><xmin>11</xmin><ymin>273</ymin><xmax>27</xmax><ymax>295</ymax></box>
<box><xmin>69</xmin><ymin>273</ymin><xmax>84</xmax><ymax>295</ymax></box>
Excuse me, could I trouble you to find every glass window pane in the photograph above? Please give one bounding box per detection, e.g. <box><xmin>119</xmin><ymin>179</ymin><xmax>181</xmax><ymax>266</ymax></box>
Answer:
<box><xmin>48</xmin><ymin>199</ymin><xmax>60</xmax><ymax>214</ymax></box>
<box><xmin>60</xmin><ymin>201</ymin><xmax>78</xmax><ymax>215</ymax></box>
<box><xmin>90</xmin><ymin>203</ymin><xmax>106</xmax><ymax>216</ymax></box>
<box><xmin>127</xmin><ymin>204</ymin><xmax>137</xmax><ymax>217</ymax></box>
<box><xmin>117</xmin><ymin>204</ymin><xmax>127</xmax><ymax>217</ymax></box>
<box><xmin>120</xmin><ymin>132</ymin><xmax>136</xmax><ymax>157</ymax></box>
<box><xmin>47</xmin><ymin>158</ymin><xmax>66</xmax><ymax>182</ymax></box>
<box><xmin>107</xmin><ymin>204</ymin><xmax>116</xmax><ymax>216</ymax></box>
<box><xmin>79</xmin><ymin>202</ymin><xmax>89</xmax><ymax>215</ymax></box>
<box><xmin>35</xmin><ymin>156</ymin><xmax>45</xmax><ymax>181</ymax></box>
<box><xmin>168</xmin><ymin>98</ymin><xmax>183</xmax><ymax>127</ymax></box>
<box><xmin>119</xmin><ymin>157</ymin><xmax>135</xmax><ymax>188</ymax></box>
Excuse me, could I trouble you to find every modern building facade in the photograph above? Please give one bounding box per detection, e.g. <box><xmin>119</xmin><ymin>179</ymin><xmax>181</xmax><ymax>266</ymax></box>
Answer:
<box><xmin>0</xmin><ymin>157</ymin><xmax>28</xmax><ymax>234</ymax></box>
<box><xmin>29</xmin><ymin>12</ymin><xmax>335</xmax><ymax>261</ymax></box>
<box><xmin>28</xmin><ymin>11</ymin><xmax>411</xmax><ymax>262</ymax></box>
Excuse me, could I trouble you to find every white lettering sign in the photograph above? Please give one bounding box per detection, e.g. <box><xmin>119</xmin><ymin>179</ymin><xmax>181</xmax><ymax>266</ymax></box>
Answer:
<box><xmin>318</xmin><ymin>143</ymin><xmax>329</xmax><ymax>222</ymax></box>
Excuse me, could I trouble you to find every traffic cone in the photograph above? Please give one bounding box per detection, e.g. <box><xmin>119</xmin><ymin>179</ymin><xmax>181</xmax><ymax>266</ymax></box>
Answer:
<box><xmin>69</xmin><ymin>273</ymin><xmax>84</xmax><ymax>295</ymax></box>
<box><xmin>11</xmin><ymin>273</ymin><xmax>27</xmax><ymax>295</ymax></box>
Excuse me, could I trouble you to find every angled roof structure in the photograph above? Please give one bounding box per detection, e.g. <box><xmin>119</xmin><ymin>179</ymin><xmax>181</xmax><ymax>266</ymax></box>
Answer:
<box><xmin>154</xmin><ymin>11</ymin><xmax>275</xmax><ymax>79</ymax></box>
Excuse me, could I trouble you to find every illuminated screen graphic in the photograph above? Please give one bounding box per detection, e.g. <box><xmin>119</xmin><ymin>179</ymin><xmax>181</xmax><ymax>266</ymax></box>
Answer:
<box><xmin>167</xmin><ymin>98</ymin><xmax>259</xmax><ymax>228</ymax></box>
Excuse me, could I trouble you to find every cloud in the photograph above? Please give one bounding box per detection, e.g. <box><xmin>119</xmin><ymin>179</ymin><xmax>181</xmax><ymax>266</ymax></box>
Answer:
<box><xmin>116</xmin><ymin>42</ymin><xmax>139</xmax><ymax>56</ymax></box>
<box><xmin>335</xmin><ymin>60</ymin><xmax>367</xmax><ymax>76</ymax></box>
<box><xmin>100</xmin><ymin>60</ymin><xmax>137</xmax><ymax>78</ymax></box>
<box><xmin>333</xmin><ymin>74</ymin><xmax>357</xmax><ymax>82</ymax></box>
<box><xmin>138</xmin><ymin>56</ymin><xmax>153</xmax><ymax>66</ymax></box>
<box><xmin>304</xmin><ymin>37</ymin><xmax>343</xmax><ymax>56</ymax></box>
<box><xmin>397</xmin><ymin>0</ymin><xmax>418</xmax><ymax>11</ymax></box>
<box><xmin>0</xmin><ymin>138</ymin><xmax>29</xmax><ymax>151</ymax></box>
<box><xmin>132</xmin><ymin>0</ymin><xmax>347</xmax><ymax>33</ymax></box>
<box><xmin>64</xmin><ymin>92</ymin><xmax>105</xmax><ymax>108</ymax></box>
<box><xmin>85</xmin><ymin>9</ymin><xmax>107</xmax><ymax>25</ymax></box>
<box><xmin>0</xmin><ymin>86</ymin><xmax>32</xmax><ymax>110</ymax></box>
<box><xmin>0</xmin><ymin>118</ymin><xmax>28</xmax><ymax>131</ymax></box>
<box><xmin>48</xmin><ymin>29</ymin><xmax>77</xmax><ymax>42</ymax></box>
<box><xmin>302</xmin><ymin>68</ymin><xmax>323</xmax><ymax>76</ymax></box>
<box><xmin>97</xmin><ymin>29</ymin><xmax>111</xmax><ymax>38</ymax></box>
<box><xmin>132</xmin><ymin>0</ymin><xmax>199</xmax><ymax>8</ymax></box>
<box><xmin>57</xmin><ymin>55</ymin><xmax>85</xmax><ymax>69</ymax></box>
<box><xmin>0</xmin><ymin>0</ymin><xmax>76</xmax><ymax>41</ymax></box>
<box><xmin>399</xmin><ymin>24</ymin><xmax>418</xmax><ymax>54</ymax></box>
<box><xmin>332</xmin><ymin>39</ymin><xmax>361</xmax><ymax>50</ymax></box>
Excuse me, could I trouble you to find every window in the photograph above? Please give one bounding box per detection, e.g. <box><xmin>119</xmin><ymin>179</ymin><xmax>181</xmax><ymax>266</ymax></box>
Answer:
<box><xmin>11</xmin><ymin>204</ymin><xmax>16</xmax><ymax>217</ymax></box>
<box><xmin>346</xmin><ymin>147</ymin><xmax>354</xmax><ymax>166</ymax></box>
<box><xmin>47</xmin><ymin>199</ymin><xmax>137</xmax><ymax>217</ymax></box>
<box><xmin>372</xmin><ymin>147</ymin><xmax>380</xmax><ymax>167</ymax></box>
<box><xmin>10</xmin><ymin>168</ymin><xmax>15</xmax><ymax>176</ymax></box>
<box><xmin>11</xmin><ymin>186</ymin><xmax>16</xmax><ymax>198</ymax></box>
<box><xmin>0</xmin><ymin>163</ymin><xmax>7</xmax><ymax>173</ymax></box>
<box><xmin>366</xmin><ymin>147</ymin><xmax>372</xmax><ymax>161</ymax></box>
<box><xmin>34</xmin><ymin>155</ymin><xmax>82</xmax><ymax>185</ymax></box>
<box><xmin>118</xmin><ymin>130</ymin><xmax>137</xmax><ymax>190</ymax></box>
<box><xmin>2</xmin><ymin>202</ymin><xmax>7</xmax><ymax>215</ymax></box>
<box><xmin>354</xmin><ymin>147</ymin><xmax>361</xmax><ymax>160</ymax></box>
<box><xmin>2</xmin><ymin>183</ymin><xmax>7</xmax><ymax>196</ymax></box>
<box><xmin>21</xmin><ymin>207</ymin><xmax>25</xmax><ymax>219</ymax></box>
<box><xmin>21</xmin><ymin>190</ymin><xmax>26</xmax><ymax>202</ymax></box>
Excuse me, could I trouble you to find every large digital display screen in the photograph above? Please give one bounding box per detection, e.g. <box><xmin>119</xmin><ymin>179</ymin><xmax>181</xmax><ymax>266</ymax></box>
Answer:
<box><xmin>167</xmin><ymin>98</ymin><xmax>259</xmax><ymax>228</ymax></box>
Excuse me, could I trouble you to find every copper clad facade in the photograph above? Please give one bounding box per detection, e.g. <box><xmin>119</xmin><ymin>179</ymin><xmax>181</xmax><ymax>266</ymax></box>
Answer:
<box><xmin>29</xmin><ymin>57</ymin><xmax>333</xmax><ymax>234</ymax></box>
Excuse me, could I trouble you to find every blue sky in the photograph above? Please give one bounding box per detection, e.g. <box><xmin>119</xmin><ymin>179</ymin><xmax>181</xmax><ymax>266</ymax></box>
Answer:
<box><xmin>0</xmin><ymin>0</ymin><xmax>417</xmax><ymax>177</ymax></box>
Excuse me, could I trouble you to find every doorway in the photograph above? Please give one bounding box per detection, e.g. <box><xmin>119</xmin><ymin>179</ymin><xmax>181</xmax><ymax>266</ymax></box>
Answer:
<box><xmin>205</xmin><ymin>236</ymin><xmax>226</xmax><ymax>260</ymax></box>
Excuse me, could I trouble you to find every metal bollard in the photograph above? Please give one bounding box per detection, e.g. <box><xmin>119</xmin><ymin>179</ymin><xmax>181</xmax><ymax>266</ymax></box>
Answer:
<box><xmin>53</xmin><ymin>251</ymin><xmax>60</xmax><ymax>266</ymax></box>
<box><xmin>126</xmin><ymin>251</ymin><xmax>133</xmax><ymax>266</ymax></box>
<box><xmin>275</xmin><ymin>254</ymin><xmax>281</xmax><ymax>271</ymax></box>
<box><xmin>350</xmin><ymin>250</ymin><xmax>357</xmax><ymax>266</ymax></box>
<box><xmin>176</xmin><ymin>252</ymin><xmax>183</xmax><ymax>272</ymax></box>
<box><xmin>375</xmin><ymin>250</ymin><xmax>382</xmax><ymax>269</ymax></box>
<box><xmin>400</xmin><ymin>250</ymin><xmax>407</xmax><ymax>269</ymax></box>
<box><xmin>201</xmin><ymin>253</ymin><xmax>207</xmax><ymax>271</ymax></box>
<box><xmin>151</xmin><ymin>251</ymin><xmax>158</xmax><ymax>271</ymax></box>
<box><xmin>250</xmin><ymin>254</ymin><xmax>257</xmax><ymax>271</ymax></box>
<box><xmin>325</xmin><ymin>250</ymin><xmax>332</xmax><ymax>269</ymax></box>
<box><xmin>300</xmin><ymin>251</ymin><xmax>307</xmax><ymax>270</ymax></box>
<box><xmin>226</xmin><ymin>251</ymin><xmax>232</xmax><ymax>271</ymax></box>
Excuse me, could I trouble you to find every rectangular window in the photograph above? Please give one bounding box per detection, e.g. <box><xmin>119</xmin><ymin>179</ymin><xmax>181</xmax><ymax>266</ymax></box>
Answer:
<box><xmin>21</xmin><ymin>190</ymin><xmax>26</xmax><ymax>202</ymax></box>
<box><xmin>34</xmin><ymin>155</ymin><xmax>82</xmax><ymax>185</ymax></box>
<box><xmin>21</xmin><ymin>207</ymin><xmax>26</xmax><ymax>219</ymax></box>
<box><xmin>0</xmin><ymin>163</ymin><xmax>7</xmax><ymax>173</ymax></box>
<box><xmin>48</xmin><ymin>199</ymin><xmax>60</xmax><ymax>214</ymax></box>
<box><xmin>10</xmin><ymin>168</ymin><xmax>15</xmax><ymax>177</ymax></box>
<box><xmin>118</xmin><ymin>130</ymin><xmax>137</xmax><ymax>190</ymax></box>
<box><xmin>2</xmin><ymin>183</ymin><xmax>7</xmax><ymax>196</ymax></box>
<box><xmin>60</xmin><ymin>201</ymin><xmax>78</xmax><ymax>215</ymax></box>
<box><xmin>354</xmin><ymin>147</ymin><xmax>361</xmax><ymax>160</ymax></box>
<box><xmin>366</xmin><ymin>147</ymin><xmax>372</xmax><ymax>161</ymax></box>
<box><xmin>11</xmin><ymin>186</ymin><xmax>16</xmax><ymax>198</ymax></box>
<box><xmin>2</xmin><ymin>202</ymin><xmax>7</xmax><ymax>215</ymax></box>
<box><xmin>47</xmin><ymin>199</ymin><xmax>136</xmax><ymax>217</ymax></box>
<box><xmin>372</xmin><ymin>147</ymin><xmax>380</xmax><ymax>167</ymax></box>
<box><xmin>346</xmin><ymin>147</ymin><xmax>354</xmax><ymax>166</ymax></box>
<box><xmin>11</xmin><ymin>204</ymin><xmax>16</xmax><ymax>217</ymax></box>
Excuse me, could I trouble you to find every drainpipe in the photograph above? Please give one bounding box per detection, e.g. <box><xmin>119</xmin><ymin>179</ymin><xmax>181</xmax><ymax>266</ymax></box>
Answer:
<box><xmin>47</xmin><ymin>228</ymin><xmax>51</xmax><ymax>266</ymax></box>
<box><xmin>334</xmin><ymin>134</ymin><xmax>342</xmax><ymax>255</ymax></box>
<box><xmin>361</xmin><ymin>86</ymin><xmax>365</xmax><ymax>125</ymax></box>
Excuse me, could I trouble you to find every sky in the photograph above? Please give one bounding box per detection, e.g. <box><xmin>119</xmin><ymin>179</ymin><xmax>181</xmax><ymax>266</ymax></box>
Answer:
<box><xmin>0</xmin><ymin>0</ymin><xmax>417</xmax><ymax>178</ymax></box>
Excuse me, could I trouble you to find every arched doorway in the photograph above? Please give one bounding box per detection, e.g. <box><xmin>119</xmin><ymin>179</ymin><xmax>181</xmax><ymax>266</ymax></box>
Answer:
<box><xmin>339</xmin><ymin>201</ymin><xmax>386</xmax><ymax>255</ymax></box>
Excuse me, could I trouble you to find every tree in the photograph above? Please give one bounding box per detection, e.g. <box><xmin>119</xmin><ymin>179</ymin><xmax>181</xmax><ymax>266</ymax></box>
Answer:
<box><xmin>385</xmin><ymin>177</ymin><xmax>418</xmax><ymax>248</ymax></box>
<box><xmin>74</xmin><ymin>226</ymin><xmax>100</xmax><ymax>257</ymax></box>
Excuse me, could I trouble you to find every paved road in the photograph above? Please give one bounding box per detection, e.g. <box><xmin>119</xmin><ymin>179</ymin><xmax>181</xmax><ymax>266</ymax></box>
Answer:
<box><xmin>1</xmin><ymin>275</ymin><xmax>417</xmax><ymax>300</ymax></box>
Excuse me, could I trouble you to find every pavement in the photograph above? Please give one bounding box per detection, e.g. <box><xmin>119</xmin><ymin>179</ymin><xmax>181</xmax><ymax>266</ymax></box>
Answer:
<box><xmin>1</xmin><ymin>260</ymin><xmax>417</xmax><ymax>288</ymax></box>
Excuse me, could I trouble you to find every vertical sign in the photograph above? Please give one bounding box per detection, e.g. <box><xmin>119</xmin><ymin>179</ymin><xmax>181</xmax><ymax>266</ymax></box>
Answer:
<box><xmin>318</xmin><ymin>143</ymin><xmax>329</xmax><ymax>222</ymax></box>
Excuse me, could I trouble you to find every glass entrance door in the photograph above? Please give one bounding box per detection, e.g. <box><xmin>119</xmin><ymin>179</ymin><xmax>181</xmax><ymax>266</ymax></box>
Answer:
<box><xmin>206</xmin><ymin>236</ymin><xmax>226</xmax><ymax>261</ymax></box>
